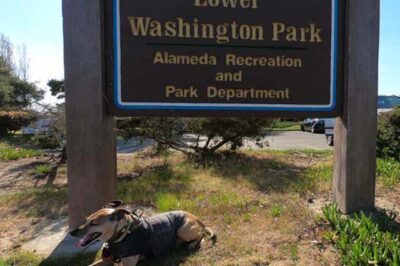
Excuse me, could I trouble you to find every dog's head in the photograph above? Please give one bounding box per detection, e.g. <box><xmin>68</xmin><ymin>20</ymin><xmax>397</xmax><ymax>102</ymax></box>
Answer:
<box><xmin>70</xmin><ymin>200</ymin><xmax>133</xmax><ymax>248</ymax></box>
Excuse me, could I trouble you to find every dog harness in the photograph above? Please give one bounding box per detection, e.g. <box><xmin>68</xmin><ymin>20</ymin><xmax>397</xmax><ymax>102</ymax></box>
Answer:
<box><xmin>103</xmin><ymin>211</ymin><xmax>186</xmax><ymax>261</ymax></box>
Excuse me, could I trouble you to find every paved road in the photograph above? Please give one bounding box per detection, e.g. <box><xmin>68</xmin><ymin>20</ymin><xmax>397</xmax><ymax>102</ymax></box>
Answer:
<box><xmin>117</xmin><ymin>138</ymin><xmax>154</xmax><ymax>154</ymax></box>
<box><xmin>116</xmin><ymin>131</ymin><xmax>332</xmax><ymax>154</ymax></box>
<box><xmin>262</xmin><ymin>131</ymin><xmax>332</xmax><ymax>151</ymax></box>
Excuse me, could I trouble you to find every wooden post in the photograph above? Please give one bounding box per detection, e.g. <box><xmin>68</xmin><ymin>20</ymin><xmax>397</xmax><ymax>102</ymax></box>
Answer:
<box><xmin>63</xmin><ymin>0</ymin><xmax>117</xmax><ymax>228</ymax></box>
<box><xmin>333</xmin><ymin>0</ymin><xmax>380</xmax><ymax>213</ymax></box>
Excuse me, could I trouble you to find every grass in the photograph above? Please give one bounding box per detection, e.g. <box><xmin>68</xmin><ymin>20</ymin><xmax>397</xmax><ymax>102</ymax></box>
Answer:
<box><xmin>200</xmin><ymin>150</ymin><xmax>334</xmax><ymax>197</ymax></box>
<box><xmin>295</xmin><ymin>156</ymin><xmax>400</xmax><ymax>192</ymax></box>
<box><xmin>34</xmin><ymin>164</ymin><xmax>52</xmax><ymax>175</ymax></box>
<box><xmin>0</xmin><ymin>187</ymin><xmax>68</xmax><ymax>218</ymax></box>
<box><xmin>289</xmin><ymin>244</ymin><xmax>299</xmax><ymax>261</ymax></box>
<box><xmin>113</xmin><ymin>150</ymin><xmax>334</xmax><ymax>264</ymax></box>
<box><xmin>270</xmin><ymin>205</ymin><xmax>284</xmax><ymax>217</ymax></box>
<box><xmin>262</xmin><ymin>149</ymin><xmax>333</xmax><ymax>157</ymax></box>
<box><xmin>280</xmin><ymin>243</ymin><xmax>299</xmax><ymax>261</ymax></box>
<box><xmin>293</xmin><ymin>163</ymin><xmax>333</xmax><ymax>194</ymax></box>
<box><xmin>271</xmin><ymin>120</ymin><xmax>301</xmax><ymax>131</ymax></box>
<box><xmin>0</xmin><ymin>148</ymin><xmax>376</xmax><ymax>265</ymax></box>
<box><xmin>5</xmin><ymin>149</ymin><xmax>398</xmax><ymax>265</ymax></box>
<box><xmin>377</xmin><ymin>157</ymin><xmax>400</xmax><ymax>188</ymax></box>
<box><xmin>117</xmin><ymin>161</ymin><xmax>196</xmax><ymax>212</ymax></box>
<box><xmin>3</xmin><ymin>149</ymin><xmax>399</xmax><ymax>265</ymax></box>
<box><xmin>0</xmin><ymin>135</ymin><xmax>42</xmax><ymax>161</ymax></box>
<box><xmin>0</xmin><ymin>135</ymin><xmax>33</xmax><ymax>148</ymax></box>
<box><xmin>323</xmin><ymin>204</ymin><xmax>400</xmax><ymax>265</ymax></box>
<box><xmin>0</xmin><ymin>147</ymin><xmax>42</xmax><ymax>161</ymax></box>
<box><xmin>0</xmin><ymin>251</ymin><xmax>42</xmax><ymax>266</ymax></box>
<box><xmin>0</xmin><ymin>251</ymin><xmax>99</xmax><ymax>266</ymax></box>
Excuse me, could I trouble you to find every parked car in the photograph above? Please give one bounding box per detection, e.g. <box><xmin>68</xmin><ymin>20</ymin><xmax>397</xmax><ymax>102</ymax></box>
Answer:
<box><xmin>300</xmin><ymin>118</ymin><xmax>317</xmax><ymax>132</ymax></box>
<box><xmin>21</xmin><ymin>118</ymin><xmax>53</xmax><ymax>135</ymax></box>
<box><xmin>300</xmin><ymin>118</ymin><xmax>326</xmax><ymax>133</ymax></box>
<box><xmin>21</xmin><ymin>127</ymin><xmax>37</xmax><ymax>135</ymax></box>
<box><xmin>324</xmin><ymin>118</ymin><xmax>335</xmax><ymax>146</ymax></box>
<box><xmin>311</xmin><ymin>119</ymin><xmax>326</xmax><ymax>134</ymax></box>
<box><xmin>324</xmin><ymin>96</ymin><xmax>400</xmax><ymax>146</ymax></box>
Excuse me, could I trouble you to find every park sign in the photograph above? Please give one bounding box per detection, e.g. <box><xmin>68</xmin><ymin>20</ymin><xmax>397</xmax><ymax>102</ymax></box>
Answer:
<box><xmin>105</xmin><ymin>0</ymin><xmax>344</xmax><ymax>117</ymax></box>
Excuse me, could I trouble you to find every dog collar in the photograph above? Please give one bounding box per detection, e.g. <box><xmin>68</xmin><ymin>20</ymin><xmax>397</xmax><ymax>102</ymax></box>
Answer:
<box><xmin>107</xmin><ymin>213</ymin><xmax>140</xmax><ymax>244</ymax></box>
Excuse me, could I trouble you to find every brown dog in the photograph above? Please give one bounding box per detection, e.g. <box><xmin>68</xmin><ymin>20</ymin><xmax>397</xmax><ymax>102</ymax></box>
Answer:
<box><xmin>70</xmin><ymin>200</ymin><xmax>216</xmax><ymax>266</ymax></box>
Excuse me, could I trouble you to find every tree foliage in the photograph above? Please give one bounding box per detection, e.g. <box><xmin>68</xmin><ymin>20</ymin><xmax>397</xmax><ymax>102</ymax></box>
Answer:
<box><xmin>0</xmin><ymin>110</ymin><xmax>36</xmax><ymax>136</ymax></box>
<box><xmin>377</xmin><ymin>106</ymin><xmax>400</xmax><ymax>161</ymax></box>
<box><xmin>47</xmin><ymin>79</ymin><xmax>65</xmax><ymax>99</ymax></box>
<box><xmin>118</xmin><ymin>117</ymin><xmax>272</xmax><ymax>158</ymax></box>
<box><xmin>48</xmin><ymin>79</ymin><xmax>272</xmax><ymax>159</ymax></box>
<box><xmin>0</xmin><ymin>34</ymin><xmax>44</xmax><ymax>110</ymax></box>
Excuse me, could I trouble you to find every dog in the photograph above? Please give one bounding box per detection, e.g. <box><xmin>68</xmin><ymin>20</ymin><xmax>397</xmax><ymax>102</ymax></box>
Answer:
<box><xmin>70</xmin><ymin>200</ymin><xmax>216</xmax><ymax>265</ymax></box>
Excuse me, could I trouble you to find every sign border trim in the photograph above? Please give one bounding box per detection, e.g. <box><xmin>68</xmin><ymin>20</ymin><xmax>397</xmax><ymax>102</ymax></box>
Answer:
<box><xmin>113</xmin><ymin>0</ymin><xmax>338</xmax><ymax>111</ymax></box>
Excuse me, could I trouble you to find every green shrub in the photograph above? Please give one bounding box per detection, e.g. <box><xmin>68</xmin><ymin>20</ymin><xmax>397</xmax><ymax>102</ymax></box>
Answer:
<box><xmin>377</xmin><ymin>106</ymin><xmax>400</xmax><ymax>161</ymax></box>
<box><xmin>155</xmin><ymin>193</ymin><xmax>180</xmax><ymax>212</ymax></box>
<box><xmin>118</xmin><ymin>117</ymin><xmax>273</xmax><ymax>158</ymax></box>
<box><xmin>35</xmin><ymin>164</ymin><xmax>52</xmax><ymax>175</ymax></box>
<box><xmin>323</xmin><ymin>204</ymin><xmax>400</xmax><ymax>265</ymax></box>
<box><xmin>30</xmin><ymin>134</ymin><xmax>60</xmax><ymax>149</ymax></box>
<box><xmin>377</xmin><ymin>157</ymin><xmax>400</xmax><ymax>188</ymax></box>
<box><xmin>0</xmin><ymin>111</ymin><xmax>35</xmax><ymax>137</ymax></box>
<box><xmin>271</xmin><ymin>119</ymin><xmax>301</xmax><ymax>131</ymax></box>
<box><xmin>270</xmin><ymin>206</ymin><xmax>283</xmax><ymax>217</ymax></box>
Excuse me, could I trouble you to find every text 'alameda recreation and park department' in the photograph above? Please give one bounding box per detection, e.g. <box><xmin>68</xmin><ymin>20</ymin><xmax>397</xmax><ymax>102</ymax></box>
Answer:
<box><xmin>105</xmin><ymin>0</ymin><xmax>344</xmax><ymax>117</ymax></box>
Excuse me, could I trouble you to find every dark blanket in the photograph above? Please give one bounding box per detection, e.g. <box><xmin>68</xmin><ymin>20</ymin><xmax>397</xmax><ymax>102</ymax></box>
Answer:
<box><xmin>105</xmin><ymin>211</ymin><xmax>186</xmax><ymax>260</ymax></box>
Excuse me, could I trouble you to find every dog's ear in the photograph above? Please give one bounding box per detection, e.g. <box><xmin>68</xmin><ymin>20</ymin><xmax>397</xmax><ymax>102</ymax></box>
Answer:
<box><xmin>110</xmin><ymin>208</ymin><xmax>130</xmax><ymax>222</ymax></box>
<box><xmin>103</xmin><ymin>200</ymin><xmax>124</xmax><ymax>209</ymax></box>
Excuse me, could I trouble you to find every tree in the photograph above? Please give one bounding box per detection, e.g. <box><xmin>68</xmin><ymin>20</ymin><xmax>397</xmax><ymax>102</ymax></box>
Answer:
<box><xmin>0</xmin><ymin>34</ymin><xmax>13</xmax><ymax>69</ymax></box>
<box><xmin>118</xmin><ymin>117</ymin><xmax>272</xmax><ymax>159</ymax></box>
<box><xmin>0</xmin><ymin>34</ymin><xmax>44</xmax><ymax>135</ymax></box>
<box><xmin>17</xmin><ymin>44</ymin><xmax>29</xmax><ymax>81</ymax></box>
<box><xmin>45</xmin><ymin>80</ymin><xmax>66</xmax><ymax>150</ymax></box>
<box><xmin>0</xmin><ymin>33</ymin><xmax>44</xmax><ymax>110</ymax></box>
<box><xmin>49</xmin><ymin>81</ymin><xmax>273</xmax><ymax>159</ymax></box>
<box><xmin>0</xmin><ymin>110</ymin><xmax>36</xmax><ymax>137</ymax></box>
<box><xmin>8</xmin><ymin>79</ymin><xmax>43</xmax><ymax>108</ymax></box>
<box><xmin>29</xmin><ymin>82</ymin><xmax>67</xmax><ymax>184</ymax></box>
<box><xmin>47</xmin><ymin>79</ymin><xmax>65</xmax><ymax>99</ymax></box>
<box><xmin>0</xmin><ymin>51</ymin><xmax>14</xmax><ymax>108</ymax></box>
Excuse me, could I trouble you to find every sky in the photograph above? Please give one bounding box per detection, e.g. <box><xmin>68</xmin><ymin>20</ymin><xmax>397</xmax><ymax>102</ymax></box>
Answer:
<box><xmin>0</xmin><ymin>0</ymin><xmax>399</xmax><ymax>105</ymax></box>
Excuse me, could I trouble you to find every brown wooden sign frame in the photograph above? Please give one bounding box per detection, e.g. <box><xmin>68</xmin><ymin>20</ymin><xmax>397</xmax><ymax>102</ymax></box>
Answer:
<box><xmin>63</xmin><ymin>0</ymin><xmax>378</xmax><ymax>229</ymax></box>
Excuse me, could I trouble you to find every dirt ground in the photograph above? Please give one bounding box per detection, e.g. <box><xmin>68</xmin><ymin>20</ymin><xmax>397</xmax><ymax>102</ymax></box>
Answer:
<box><xmin>0</xmin><ymin>156</ymin><xmax>67</xmax><ymax>195</ymax></box>
<box><xmin>0</xmin><ymin>149</ymin><xmax>399</xmax><ymax>266</ymax></box>
<box><xmin>0</xmin><ymin>154</ymin><xmax>67</xmax><ymax>256</ymax></box>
